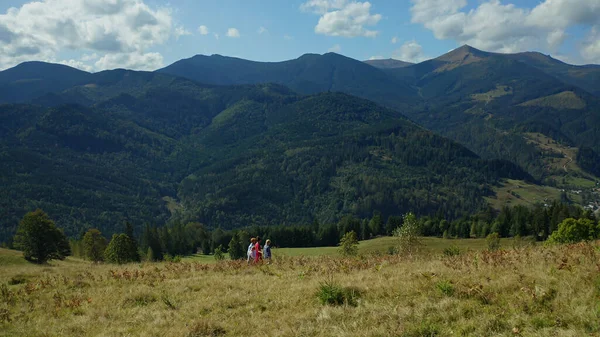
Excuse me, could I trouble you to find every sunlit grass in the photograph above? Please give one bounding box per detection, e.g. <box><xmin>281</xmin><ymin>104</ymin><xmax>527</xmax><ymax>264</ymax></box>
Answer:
<box><xmin>1</xmin><ymin>239</ymin><xmax>596</xmax><ymax>336</ymax></box>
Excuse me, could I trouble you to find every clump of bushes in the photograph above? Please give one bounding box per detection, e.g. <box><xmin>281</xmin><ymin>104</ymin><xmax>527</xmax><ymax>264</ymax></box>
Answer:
<box><xmin>213</xmin><ymin>245</ymin><xmax>225</xmax><ymax>261</ymax></box>
<box><xmin>443</xmin><ymin>245</ymin><xmax>461</xmax><ymax>257</ymax></box>
<box><xmin>486</xmin><ymin>233</ymin><xmax>501</xmax><ymax>251</ymax></box>
<box><xmin>547</xmin><ymin>218</ymin><xmax>600</xmax><ymax>244</ymax></box>
<box><xmin>316</xmin><ymin>279</ymin><xmax>361</xmax><ymax>306</ymax></box>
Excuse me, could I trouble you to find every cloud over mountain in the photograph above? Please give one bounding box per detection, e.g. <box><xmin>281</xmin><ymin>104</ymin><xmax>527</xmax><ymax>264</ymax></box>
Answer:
<box><xmin>410</xmin><ymin>0</ymin><xmax>600</xmax><ymax>63</ymax></box>
<box><xmin>301</xmin><ymin>0</ymin><xmax>381</xmax><ymax>38</ymax></box>
<box><xmin>0</xmin><ymin>0</ymin><xmax>175</xmax><ymax>71</ymax></box>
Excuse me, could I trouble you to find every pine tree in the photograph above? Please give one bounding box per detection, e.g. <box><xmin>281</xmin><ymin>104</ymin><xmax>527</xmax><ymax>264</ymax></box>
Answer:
<box><xmin>227</xmin><ymin>232</ymin><xmax>245</xmax><ymax>260</ymax></box>
<box><xmin>105</xmin><ymin>234</ymin><xmax>139</xmax><ymax>264</ymax></box>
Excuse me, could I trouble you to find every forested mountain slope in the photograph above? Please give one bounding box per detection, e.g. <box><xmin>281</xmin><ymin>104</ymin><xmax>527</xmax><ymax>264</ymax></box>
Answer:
<box><xmin>158</xmin><ymin>46</ymin><xmax>600</xmax><ymax>182</ymax></box>
<box><xmin>0</xmin><ymin>71</ymin><xmax>529</xmax><ymax>241</ymax></box>
<box><xmin>157</xmin><ymin>52</ymin><xmax>420</xmax><ymax>110</ymax></box>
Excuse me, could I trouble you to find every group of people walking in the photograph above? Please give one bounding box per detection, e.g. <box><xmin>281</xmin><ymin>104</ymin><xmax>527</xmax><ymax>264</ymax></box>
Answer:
<box><xmin>247</xmin><ymin>236</ymin><xmax>271</xmax><ymax>264</ymax></box>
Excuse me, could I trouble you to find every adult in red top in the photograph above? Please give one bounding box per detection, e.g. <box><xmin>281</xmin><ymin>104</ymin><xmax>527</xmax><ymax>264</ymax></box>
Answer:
<box><xmin>254</xmin><ymin>237</ymin><xmax>262</xmax><ymax>263</ymax></box>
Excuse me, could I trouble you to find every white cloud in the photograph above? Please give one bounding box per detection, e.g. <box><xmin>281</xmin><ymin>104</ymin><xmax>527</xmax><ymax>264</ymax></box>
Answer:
<box><xmin>328</xmin><ymin>44</ymin><xmax>342</xmax><ymax>53</ymax></box>
<box><xmin>57</xmin><ymin>59</ymin><xmax>94</xmax><ymax>72</ymax></box>
<box><xmin>95</xmin><ymin>52</ymin><xmax>163</xmax><ymax>71</ymax></box>
<box><xmin>393</xmin><ymin>40</ymin><xmax>428</xmax><ymax>63</ymax></box>
<box><xmin>258</xmin><ymin>26</ymin><xmax>268</xmax><ymax>34</ymax></box>
<box><xmin>368</xmin><ymin>55</ymin><xmax>385</xmax><ymax>60</ymax></box>
<box><xmin>391</xmin><ymin>36</ymin><xmax>398</xmax><ymax>44</ymax></box>
<box><xmin>198</xmin><ymin>25</ymin><xmax>209</xmax><ymax>35</ymax></box>
<box><xmin>226</xmin><ymin>28</ymin><xmax>240</xmax><ymax>38</ymax></box>
<box><xmin>284</xmin><ymin>34</ymin><xmax>293</xmax><ymax>40</ymax></box>
<box><xmin>301</xmin><ymin>0</ymin><xmax>382</xmax><ymax>38</ymax></box>
<box><xmin>0</xmin><ymin>0</ymin><xmax>175</xmax><ymax>71</ymax></box>
<box><xmin>175</xmin><ymin>26</ymin><xmax>191</xmax><ymax>39</ymax></box>
<box><xmin>81</xmin><ymin>53</ymin><xmax>99</xmax><ymax>62</ymax></box>
<box><xmin>214</xmin><ymin>33</ymin><xmax>220</xmax><ymax>40</ymax></box>
<box><xmin>410</xmin><ymin>0</ymin><xmax>600</xmax><ymax>63</ymax></box>
<box><xmin>581</xmin><ymin>26</ymin><xmax>600</xmax><ymax>64</ymax></box>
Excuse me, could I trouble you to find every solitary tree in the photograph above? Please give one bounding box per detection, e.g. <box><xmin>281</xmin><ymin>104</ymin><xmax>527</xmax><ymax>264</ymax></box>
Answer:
<box><xmin>339</xmin><ymin>231</ymin><xmax>359</xmax><ymax>257</ymax></box>
<box><xmin>13</xmin><ymin>209</ymin><xmax>71</xmax><ymax>264</ymax></box>
<box><xmin>393</xmin><ymin>213</ymin><xmax>422</xmax><ymax>254</ymax></box>
<box><xmin>82</xmin><ymin>229</ymin><xmax>107</xmax><ymax>263</ymax></box>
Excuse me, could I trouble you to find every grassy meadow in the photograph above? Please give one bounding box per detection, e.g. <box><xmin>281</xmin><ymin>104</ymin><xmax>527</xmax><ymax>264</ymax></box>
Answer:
<box><xmin>1</xmin><ymin>237</ymin><xmax>599</xmax><ymax>336</ymax></box>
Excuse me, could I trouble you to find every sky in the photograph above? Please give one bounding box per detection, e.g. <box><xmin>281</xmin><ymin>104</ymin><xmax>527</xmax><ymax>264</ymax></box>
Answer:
<box><xmin>0</xmin><ymin>0</ymin><xmax>599</xmax><ymax>72</ymax></box>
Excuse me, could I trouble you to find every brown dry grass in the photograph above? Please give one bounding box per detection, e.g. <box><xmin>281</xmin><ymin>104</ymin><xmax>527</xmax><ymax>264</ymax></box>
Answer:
<box><xmin>1</xmin><ymin>242</ymin><xmax>600</xmax><ymax>336</ymax></box>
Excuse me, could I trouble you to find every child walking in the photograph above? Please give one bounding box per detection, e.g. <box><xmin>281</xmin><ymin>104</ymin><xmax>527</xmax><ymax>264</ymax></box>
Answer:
<box><xmin>247</xmin><ymin>238</ymin><xmax>256</xmax><ymax>264</ymax></box>
<box><xmin>263</xmin><ymin>239</ymin><xmax>272</xmax><ymax>264</ymax></box>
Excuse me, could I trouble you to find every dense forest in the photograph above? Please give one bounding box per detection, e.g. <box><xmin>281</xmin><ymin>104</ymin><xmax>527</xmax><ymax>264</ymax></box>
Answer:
<box><xmin>1</xmin><ymin>45</ymin><xmax>599</xmax><ymax>243</ymax></box>
<box><xmin>159</xmin><ymin>46</ymin><xmax>600</xmax><ymax>183</ymax></box>
<box><xmin>0</xmin><ymin>70</ymin><xmax>530</xmax><ymax>242</ymax></box>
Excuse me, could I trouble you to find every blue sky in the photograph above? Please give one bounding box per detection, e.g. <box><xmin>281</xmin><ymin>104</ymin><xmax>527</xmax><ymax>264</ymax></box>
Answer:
<box><xmin>0</xmin><ymin>0</ymin><xmax>599</xmax><ymax>71</ymax></box>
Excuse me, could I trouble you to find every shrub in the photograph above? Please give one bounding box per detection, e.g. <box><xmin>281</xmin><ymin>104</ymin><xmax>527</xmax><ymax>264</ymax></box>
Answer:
<box><xmin>547</xmin><ymin>218</ymin><xmax>600</xmax><ymax>244</ymax></box>
<box><xmin>339</xmin><ymin>231</ymin><xmax>359</xmax><ymax>257</ymax></box>
<box><xmin>316</xmin><ymin>280</ymin><xmax>360</xmax><ymax>306</ymax></box>
<box><xmin>213</xmin><ymin>245</ymin><xmax>225</xmax><ymax>261</ymax></box>
<box><xmin>486</xmin><ymin>233</ymin><xmax>501</xmax><ymax>251</ymax></box>
<box><xmin>443</xmin><ymin>245</ymin><xmax>461</xmax><ymax>257</ymax></box>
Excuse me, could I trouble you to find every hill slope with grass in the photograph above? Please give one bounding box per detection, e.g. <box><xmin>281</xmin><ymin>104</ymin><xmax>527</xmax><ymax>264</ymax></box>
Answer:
<box><xmin>1</xmin><ymin>239</ymin><xmax>598</xmax><ymax>336</ymax></box>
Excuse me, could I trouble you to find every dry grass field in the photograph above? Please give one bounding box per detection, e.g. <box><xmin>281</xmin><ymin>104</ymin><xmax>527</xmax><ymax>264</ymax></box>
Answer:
<box><xmin>1</xmin><ymin>238</ymin><xmax>599</xmax><ymax>337</ymax></box>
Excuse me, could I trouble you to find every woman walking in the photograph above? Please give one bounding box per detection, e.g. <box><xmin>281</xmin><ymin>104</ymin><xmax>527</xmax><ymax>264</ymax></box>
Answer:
<box><xmin>254</xmin><ymin>236</ymin><xmax>262</xmax><ymax>263</ymax></box>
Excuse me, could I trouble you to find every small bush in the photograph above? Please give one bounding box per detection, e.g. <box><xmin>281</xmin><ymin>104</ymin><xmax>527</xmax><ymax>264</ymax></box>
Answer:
<box><xmin>442</xmin><ymin>245</ymin><xmax>461</xmax><ymax>257</ymax></box>
<box><xmin>213</xmin><ymin>245</ymin><xmax>225</xmax><ymax>261</ymax></box>
<box><xmin>436</xmin><ymin>280</ymin><xmax>455</xmax><ymax>297</ymax></box>
<box><xmin>316</xmin><ymin>280</ymin><xmax>360</xmax><ymax>306</ymax></box>
<box><xmin>486</xmin><ymin>233</ymin><xmax>501</xmax><ymax>251</ymax></box>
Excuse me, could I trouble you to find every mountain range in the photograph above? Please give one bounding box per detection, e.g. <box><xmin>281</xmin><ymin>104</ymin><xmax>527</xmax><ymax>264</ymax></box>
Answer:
<box><xmin>0</xmin><ymin>45</ymin><xmax>598</xmax><ymax>241</ymax></box>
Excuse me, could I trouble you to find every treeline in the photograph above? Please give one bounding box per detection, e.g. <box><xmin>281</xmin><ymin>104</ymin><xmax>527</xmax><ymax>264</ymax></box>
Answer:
<box><xmin>63</xmin><ymin>201</ymin><xmax>597</xmax><ymax>263</ymax></box>
<box><xmin>418</xmin><ymin>201</ymin><xmax>593</xmax><ymax>240</ymax></box>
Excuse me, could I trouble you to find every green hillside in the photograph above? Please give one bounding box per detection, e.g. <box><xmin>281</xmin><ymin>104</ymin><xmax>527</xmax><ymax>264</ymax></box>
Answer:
<box><xmin>157</xmin><ymin>46</ymin><xmax>600</xmax><ymax>184</ymax></box>
<box><xmin>0</xmin><ymin>72</ymin><xmax>529</xmax><ymax>242</ymax></box>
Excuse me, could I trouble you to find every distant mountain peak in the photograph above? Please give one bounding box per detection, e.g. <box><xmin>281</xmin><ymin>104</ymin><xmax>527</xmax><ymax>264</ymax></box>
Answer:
<box><xmin>436</xmin><ymin>45</ymin><xmax>489</xmax><ymax>63</ymax></box>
